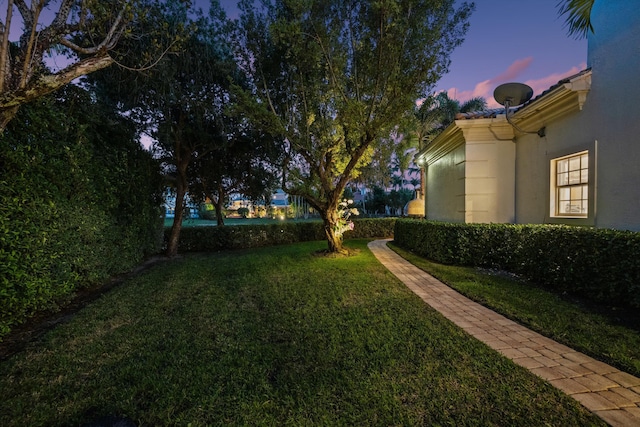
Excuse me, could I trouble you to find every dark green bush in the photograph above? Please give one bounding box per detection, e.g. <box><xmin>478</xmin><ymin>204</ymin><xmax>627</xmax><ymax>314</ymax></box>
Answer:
<box><xmin>394</xmin><ymin>219</ymin><xmax>640</xmax><ymax>309</ymax></box>
<box><xmin>349</xmin><ymin>218</ymin><xmax>397</xmax><ymax>239</ymax></box>
<box><xmin>199</xmin><ymin>203</ymin><xmax>217</xmax><ymax>220</ymax></box>
<box><xmin>166</xmin><ymin>218</ymin><xmax>396</xmax><ymax>252</ymax></box>
<box><xmin>0</xmin><ymin>89</ymin><xmax>164</xmax><ymax>340</ymax></box>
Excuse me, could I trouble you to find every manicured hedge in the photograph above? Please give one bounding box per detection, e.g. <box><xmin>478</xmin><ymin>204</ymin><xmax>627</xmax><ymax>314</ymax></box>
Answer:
<box><xmin>394</xmin><ymin>219</ymin><xmax>640</xmax><ymax>309</ymax></box>
<box><xmin>0</xmin><ymin>90</ymin><xmax>164</xmax><ymax>341</ymax></box>
<box><xmin>165</xmin><ymin>218</ymin><xmax>396</xmax><ymax>252</ymax></box>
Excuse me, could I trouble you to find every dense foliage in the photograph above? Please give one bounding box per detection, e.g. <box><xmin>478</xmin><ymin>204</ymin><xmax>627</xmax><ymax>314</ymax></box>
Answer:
<box><xmin>394</xmin><ymin>220</ymin><xmax>640</xmax><ymax>309</ymax></box>
<box><xmin>91</xmin><ymin>0</ymin><xmax>280</xmax><ymax>255</ymax></box>
<box><xmin>167</xmin><ymin>218</ymin><xmax>396</xmax><ymax>253</ymax></box>
<box><xmin>0</xmin><ymin>87</ymin><xmax>164</xmax><ymax>340</ymax></box>
<box><xmin>0</xmin><ymin>0</ymin><xmax>173</xmax><ymax>131</ymax></box>
<box><xmin>233</xmin><ymin>0</ymin><xmax>473</xmax><ymax>253</ymax></box>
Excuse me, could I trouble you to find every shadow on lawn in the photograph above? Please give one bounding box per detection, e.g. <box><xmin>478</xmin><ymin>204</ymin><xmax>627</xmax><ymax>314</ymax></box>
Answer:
<box><xmin>0</xmin><ymin>255</ymin><xmax>173</xmax><ymax>361</ymax></box>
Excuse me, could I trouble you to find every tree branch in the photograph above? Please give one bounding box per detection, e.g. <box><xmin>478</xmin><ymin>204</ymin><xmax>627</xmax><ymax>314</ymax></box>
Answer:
<box><xmin>36</xmin><ymin>0</ymin><xmax>82</xmax><ymax>53</ymax></box>
<box><xmin>50</xmin><ymin>0</ymin><xmax>76</xmax><ymax>29</ymax></box>
<box><xmin>0</xmin><ymin>55</ymin><xmax>114</xmax><ymax>109</ymax></box>
<box><xmin>108</xmin><ymin>39</ymin><xmax>178</xmax><ymax>72</ymax></box>
<box><xmin>58</xmin><ymin>3</ymin><xmax>127</xmax><ymax>55</ymax></box>
<box><xmin>0</xmin><ymin>0</ymin><xmax>14</xmax><ymax>92</ymax></box>
<box><xmin>19</xmin><ymin>0</ymin><xmax>45</xmax><ymax>89</ymax></box>
<box><xmin>14</xmin><ymin>0</ymin><xmax>31</xmax><ymax>30</ymax></box>
<box><xmin>306</xmin><ymin>28</ymin><xmax>347</xmax><ymax>103</ymax></box>
<box><xmin>337</xmin><ymin>136</ymin><xmax>372</xmax><ymax>192</ymax></box>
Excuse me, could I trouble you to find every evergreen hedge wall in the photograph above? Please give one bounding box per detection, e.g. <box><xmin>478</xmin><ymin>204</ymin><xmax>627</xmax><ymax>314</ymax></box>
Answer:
<box><xmin>394</xmin><ymin>219</ymin><xmax>640</xmax><ymax>309</ymax></box>
<box><xmin>165</xmin><ymin>218</ymin><xmax>396</xmax><ymax>252</ymax></box>
<box><xmin>0</xmin><ymin>90</ymin><xmax>164</xmax><ymax>340</ymax></box>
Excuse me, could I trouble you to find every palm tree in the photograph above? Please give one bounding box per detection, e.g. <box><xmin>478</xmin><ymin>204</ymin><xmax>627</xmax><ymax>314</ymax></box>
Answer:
<box><xmin>413</xmin><ymin>92</ymin><xmax>487</xmax><ymax>144</ymax></box>
<box><xmin>403</xmin><ymin>92</ymin><xmax>487</xmax><ymax>200</ymax></box>
<box><xmin>557</xmin><ymin>0</ymin><xmax>595</xmax><ymax>39</ymax></box>
<box><xmin>409</xmin><ymin>177</ymin><xmax>421</xmax><ymax>191</ymax></box>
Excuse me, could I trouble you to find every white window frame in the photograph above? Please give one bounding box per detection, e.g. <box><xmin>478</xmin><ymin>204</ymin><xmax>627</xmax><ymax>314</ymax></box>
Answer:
<box><xmin>550</xmin><ymin>150</ymin><xmax>589</xmax><ymax>218</ymax></box>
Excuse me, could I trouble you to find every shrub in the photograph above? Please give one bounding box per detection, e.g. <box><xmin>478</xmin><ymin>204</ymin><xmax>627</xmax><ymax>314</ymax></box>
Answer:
<box><xmin>0</xmin><ymin>89</ymin><xmax>163</xmax><ymax>341</ymax></box>
<box><xmin>199</xmin><ymin>203</ymin><xmax>217</xmax><ymax>220</ymax></box>
<box><xmin>394</xmin><ymin>219</ymin><xmax>640</xmax><ymax>309</ymax></box>
<box><xmin>165</xmin><ymin>218</ymin><xmax>396</xmax><ymax>253</ymax></box>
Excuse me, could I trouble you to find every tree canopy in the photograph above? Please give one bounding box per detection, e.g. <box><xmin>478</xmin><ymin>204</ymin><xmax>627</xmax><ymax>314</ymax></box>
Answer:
<box><xmin>89</xmin><ymin>0</ymin><xmax>282</xmax><ymax>256</ymax></box>
<box><xmin>0</xmin><ymin>0</ymin><xmax>174</xmax><ymax>131</ymax></box>
<box><xmin>234</xmin><ymin>0</ymin><xmax>474</xmax><ymax>253</ymax></box>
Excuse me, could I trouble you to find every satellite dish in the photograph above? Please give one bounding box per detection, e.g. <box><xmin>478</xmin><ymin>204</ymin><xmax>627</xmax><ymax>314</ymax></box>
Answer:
<box><xmin>492</xmin><ymin>82</ymin><xmax>545</xmax><ymax>137</ymax></box>
<box><xmin>493</xmin><ymin>82</ymin><xmax>533</xmax><ymax>107</ymax></box>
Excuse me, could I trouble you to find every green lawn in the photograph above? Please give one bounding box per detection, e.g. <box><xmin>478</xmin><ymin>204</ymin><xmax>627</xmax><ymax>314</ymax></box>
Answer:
<box><xmin>0</xmin><ymin>240</ymin><xmax>605</xmax><ymax>426</ymax></box>
<box><xmin>388</xmin><ymin>242</ymin><xmax>640</xmax><ymax>378</ymax></box>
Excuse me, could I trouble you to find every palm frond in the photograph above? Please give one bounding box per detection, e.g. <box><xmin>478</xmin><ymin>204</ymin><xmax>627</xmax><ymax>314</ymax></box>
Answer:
<box><xmin>557</xmin><ymin>0</ymin><xmax>595</xmax><ymax>39</ymax></box>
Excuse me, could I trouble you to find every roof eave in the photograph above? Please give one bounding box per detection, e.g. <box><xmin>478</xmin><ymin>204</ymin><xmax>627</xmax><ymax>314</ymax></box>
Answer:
<box><xmin>510</xmin><ymin>69</ymin><xmax>592</xmax><ymax>127</ymax></box>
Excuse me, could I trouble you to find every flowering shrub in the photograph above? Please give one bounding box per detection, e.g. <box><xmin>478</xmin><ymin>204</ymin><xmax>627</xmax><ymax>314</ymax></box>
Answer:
<box><xmin>334</xmin><ymin>199</ymin><xmax>360</xmax><ymax>238</ymax></box>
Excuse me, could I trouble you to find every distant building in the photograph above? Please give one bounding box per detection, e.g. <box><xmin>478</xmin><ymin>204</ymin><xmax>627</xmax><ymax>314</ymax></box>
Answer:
<box><xmin>163</xmin><ymin>189</ymin><xmax>199</xmax><ymax>219</ymax></box>
<box><xmin>270</xmin><ymin>189</ymin><xmax>289</xmax><ymax>209</ymax></box>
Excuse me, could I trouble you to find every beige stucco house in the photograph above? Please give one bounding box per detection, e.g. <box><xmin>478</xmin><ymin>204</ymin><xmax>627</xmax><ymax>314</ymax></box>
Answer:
<box><xmin>416</xmin><ymin>0</ymin><xmax>640</xmax><ymax>231</ymax></box>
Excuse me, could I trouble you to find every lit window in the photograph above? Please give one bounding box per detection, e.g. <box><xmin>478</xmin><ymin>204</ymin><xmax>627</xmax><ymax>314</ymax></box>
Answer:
<box><xmin>551</xmin><ymin>151</ymin><xmax>588</xmax><ymax>217</ymax></box>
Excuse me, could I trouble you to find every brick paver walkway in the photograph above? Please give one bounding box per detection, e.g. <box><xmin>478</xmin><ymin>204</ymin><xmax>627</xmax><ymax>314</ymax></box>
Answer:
<box><xmin>368</xmin><ymin>239</ymin><xmax>640</xmax><ymax>427</ymax></box>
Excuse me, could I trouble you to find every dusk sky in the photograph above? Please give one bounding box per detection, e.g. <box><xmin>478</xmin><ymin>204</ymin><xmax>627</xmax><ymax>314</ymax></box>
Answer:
<box><xmin>218</xmin><ymin>0</ymin><xmax>587</xmax><ymax>108</ymax></box>
<box><xmin>435</xmin><ymin>0</ymin><xmax>587</xmax><ymax>108</ymax></box>
<box><xmin>12</xmin><ymin>1</ymin><xmax>585</xmax><ymax>111</ymax></box>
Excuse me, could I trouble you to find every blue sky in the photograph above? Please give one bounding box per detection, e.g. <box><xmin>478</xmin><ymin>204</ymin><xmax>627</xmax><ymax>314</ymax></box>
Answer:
<box><xmin>217</xmin><ymin>0</ymin><xmax>587</xmax><ymax>108</ymax></box>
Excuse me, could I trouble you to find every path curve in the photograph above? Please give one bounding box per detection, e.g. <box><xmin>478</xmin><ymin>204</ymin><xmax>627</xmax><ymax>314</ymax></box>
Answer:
<box><xmin>368</xmin><ymin>239</ymin><xmax>640</xmax><ymax>427</ymax></box>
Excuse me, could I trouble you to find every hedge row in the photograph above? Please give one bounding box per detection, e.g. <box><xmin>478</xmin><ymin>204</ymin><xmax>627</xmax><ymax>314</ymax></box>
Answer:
<box><xmin>165</xmin><ymin>218</ymin><xmax>396</xmax><ymax>252</ymax></box>
<box><xmin>394</xmin><ymin>219</ymin><xmax>640</xmax><ymax>309</ymax></box>
<box><xmin>0</xmin><ymin>89</ymin><xmax>164</xmax><ymax>341</ymax></box>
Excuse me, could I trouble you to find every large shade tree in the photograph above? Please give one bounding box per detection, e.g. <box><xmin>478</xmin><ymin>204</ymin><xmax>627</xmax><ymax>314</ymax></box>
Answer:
<box><xmin>153</xmin><ymin>2</ymin><xmax>240</xmax><ymax>256</ymax></box>
<box><xmin>0</xmin><ymin>0</ymin><xmax>170</xmax><ymax>131</ymax></box>
<box><xmin>234</xmin><ymin>0</ymin><xmax>474</xmax><ymax>253</ymax></box>
<box><xmin>90</xmin><ymin>0</ymin><xmax>244</xmax><ymax>256</ymax></box>
<box><xmin>189</xmin><ymin>121</ymin><xmax>281</xmax><ymax>226</ymax></box>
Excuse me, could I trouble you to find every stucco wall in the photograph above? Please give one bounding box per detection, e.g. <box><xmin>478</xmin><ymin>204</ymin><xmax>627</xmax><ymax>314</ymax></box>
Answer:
<box><xmin>423</xmin><ymin>119</ymin><xmax>516</xmax><ymax>224</ymax></box>
<box><xmin>515</xmin><ymin>111</ymin><xmax>593</xmax><ymax>225</ymax></box>
<box><xmin>426</xmin><ymin>143</ymin><xmax>465</xmax><ymax>223</ymax></box>
<box><xmin>516</xmin><ymin>0</ymin><xmax>640</xmax><ymax>231</ymax></box>
<box><xmin>585</xmin><ymin>0</ymin><xmax>640</xmax><ymax>231</ymax></box>
<box><xmin>461</xmin><ymin>124</ymin><xmax>516</xmax><ymax>224</ymax></box>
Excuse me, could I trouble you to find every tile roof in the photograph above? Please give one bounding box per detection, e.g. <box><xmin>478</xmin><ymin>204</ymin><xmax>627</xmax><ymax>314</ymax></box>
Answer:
<box><xmin>454</xmin><ymin>108</ymin><xmax>505</xmax><ymax>120</ymax></box>
<box><xmin>526</xmin><ymin>67</ymin><xmax>592</xmax><ymax>105</ymax></box>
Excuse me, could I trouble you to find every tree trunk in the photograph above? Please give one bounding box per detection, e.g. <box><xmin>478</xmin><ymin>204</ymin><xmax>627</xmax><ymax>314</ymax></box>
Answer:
<box><xmin>320</xmin><ymin>206</ymin><xmax>344</xmax><ymax>254</ymax></box>
<box><xmin>0</xmin><ymin>106</ymin><xmax>19</xmax><ymax>132</ymax></box>
<box><xmin>214</xmin><ymin>197</ymin><xmax>225</xmax><ymax>226</ymax></box>
<box><xmin>166</xmin><ymin>186</ymin><xmax>186</xmax><ymax>257</ymax></box>
<box><xmin>166</xmin><ymin>153</ymin><xmax>190</xmax><ymax>256</ymax></box>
